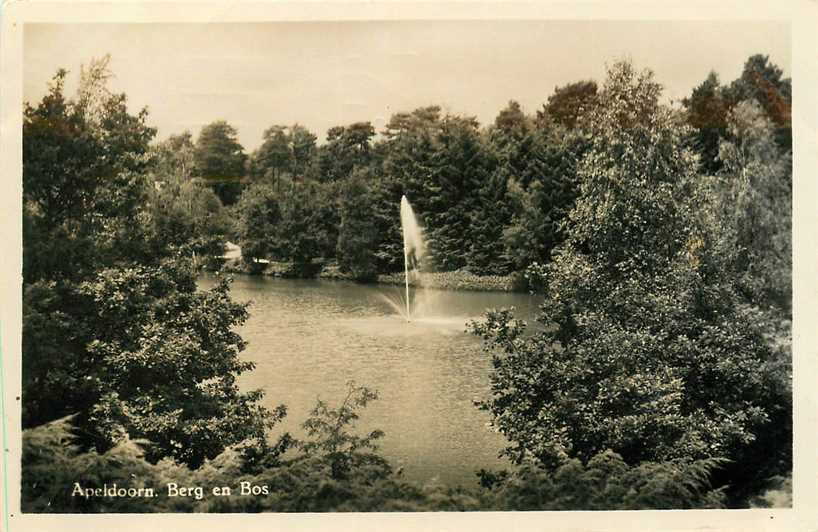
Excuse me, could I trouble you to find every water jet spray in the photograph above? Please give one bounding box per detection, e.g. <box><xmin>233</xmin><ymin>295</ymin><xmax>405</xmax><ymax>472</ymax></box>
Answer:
<box><xmin>400</xmin><ymin>195</ymin><xmax>425</xmax><ymax>322</ymax></box>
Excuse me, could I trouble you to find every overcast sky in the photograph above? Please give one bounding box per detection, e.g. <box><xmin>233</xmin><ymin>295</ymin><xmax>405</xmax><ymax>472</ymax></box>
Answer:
<box><xmin>24</xmin><ymin>21</ymin><xmax>790</xmax><ymax>151</ymax></box>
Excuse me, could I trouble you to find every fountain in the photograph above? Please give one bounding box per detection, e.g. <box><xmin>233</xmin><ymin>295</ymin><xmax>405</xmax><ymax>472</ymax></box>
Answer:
<box><xmin>349</xmin><ymin>195</ymin><xmax>480</xmax><ymax>334</ymax></box>
<box><xmin>371</xmin><ymin>195</ymin><xmax>462</xmax><ymax>331</ymax></box>
<box><xmin>400</xmin><ymin>195</ymin><xmax>425</xmax><ymax>321</ymax></box>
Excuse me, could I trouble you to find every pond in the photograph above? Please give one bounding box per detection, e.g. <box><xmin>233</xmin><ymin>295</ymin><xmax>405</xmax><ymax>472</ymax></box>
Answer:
<box><xmin>198</xmin><ymin>273</ymin><xmax>541</xmax><ymax>487</ymax></box>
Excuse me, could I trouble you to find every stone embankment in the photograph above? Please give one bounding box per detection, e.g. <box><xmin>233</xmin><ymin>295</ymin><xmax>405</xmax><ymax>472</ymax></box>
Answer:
<box><xmin>376</xmin><ymin>270</ymin><xmax>522</xmax><ymax>292</ymax></box>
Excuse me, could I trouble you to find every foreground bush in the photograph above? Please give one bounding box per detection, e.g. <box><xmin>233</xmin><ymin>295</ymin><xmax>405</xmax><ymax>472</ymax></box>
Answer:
<box><xmin>23</xmin><ymin>384</ymin><xmax>728</xmax><ymax>513</ymax></box>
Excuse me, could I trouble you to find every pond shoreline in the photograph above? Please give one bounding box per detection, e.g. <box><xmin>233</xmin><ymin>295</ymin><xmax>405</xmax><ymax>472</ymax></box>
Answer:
<box><xmin>211</xmin><ymin>260</ymin><xmax>527</xmax><ymax>293</ymax></box>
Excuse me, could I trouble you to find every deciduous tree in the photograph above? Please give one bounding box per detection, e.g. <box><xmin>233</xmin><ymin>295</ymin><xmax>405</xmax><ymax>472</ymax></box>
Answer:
<box><xmin>22</xmin><ymin>61</ymin><xmax>278</xmax><ymax>467</ymax></box>
<box><xmin>472</xmin><ymin>61</ymin><xmax>790</xmax><ymax>505</ymax></box>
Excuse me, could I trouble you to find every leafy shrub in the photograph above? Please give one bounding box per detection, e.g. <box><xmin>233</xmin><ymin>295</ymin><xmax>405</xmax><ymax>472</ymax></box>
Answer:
<box><xmin>23</xmin><ymin>384</ymin><xmax>727</xmax><ymax>513</ymax></box>
<box><xmin>481</xmin><ymin>451</ymin><xmax>724</xmax><ymax>510</ymax></box>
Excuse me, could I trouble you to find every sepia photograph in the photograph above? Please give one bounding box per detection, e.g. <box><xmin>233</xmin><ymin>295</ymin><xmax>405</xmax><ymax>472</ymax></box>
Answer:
<box><xmin>1</xmin><ymin>1</ymin><xmax>817</xmax><ymax>530</ymax></box>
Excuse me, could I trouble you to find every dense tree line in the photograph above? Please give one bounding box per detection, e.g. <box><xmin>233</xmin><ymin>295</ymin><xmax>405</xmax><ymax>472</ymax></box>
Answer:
<box><xmin>145</xmin><ymin>54</ymin><xmax>790</xmax><ymax>308</ymax></box>
<box><xmin>21</xmin><ymin>52</ymin><xmax>792</xmax><ymax>511</ymax></box>
<box><xmin>147</xmin><ymin>88</ymin><xmax>594</xmax><ymax>281</ymax></box>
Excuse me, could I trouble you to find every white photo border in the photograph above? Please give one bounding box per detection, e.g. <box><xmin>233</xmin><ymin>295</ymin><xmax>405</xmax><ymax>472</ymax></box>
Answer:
<box><xmin>1</xmin><ymin>1</ymin><xmax>816</xmax><ymax>531</ymax></box>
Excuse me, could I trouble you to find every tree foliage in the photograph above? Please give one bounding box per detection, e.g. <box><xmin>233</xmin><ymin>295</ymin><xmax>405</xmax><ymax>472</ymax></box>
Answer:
<box><xmin>151</xmin><ymin>131</ymin><xmax>196</xmax><ymax>182</ymax></box>
<box><xmin>337</xmin><ymin>173</ymin><xmax>380</xmax><ymax>281</ymax></box>
<box><xmin>193</xmin><ymin>120</ymin><xmax>247</xmax><ymax>204</ymax></box>
<box><xmin>273</xmin><ymin>181</ymin><xmax>330</xmax><ymax>270</ymax></box>
<box><xmin>194</xmin><ymin>120</ymin><xmax>247</xmax><ymax>178</ymax></box>
<box><xmin>316</xmin><ymin>122</ymin><xmax>375</xmax><ymax>182</ymax></box>
<box><xmin>471</xmin><ymin>61</ymin><xmax>791</xmax><ymax>505</ymax></box>
<box><xmin>298</xmin><ymin>382</ymin><xmax>387</xmax><ymax>481</ymax></box>
<box><xmin>249</xmin><ymin>124</ymin><xmax>318</xmax><ymax>184</ymax></box>
<box><xmin>233</xmin><ymin>179</ymin><xmax>338</xmax><ymax>273</ymax></box>
<box><xmin>684</xmin><ymin>54</ymin><xmax>791</xmax><ymax>174</ymax></box>
<box><xmin>22</xmin><ymin>60</ymin><xmax>277</xmax><ymax>467</ymax></box>
<box><xmin>147</xmin><ymin>179</ymin><xmax>232</xmax><ymax>260</ymax></box>
<box><xmin>78</xmin><ymin>265</ymin><xmax>279</xmax><ymax>466</ymax></box>
<box><xmin>717</xmin><ymin>100</ymin><xmax>792</xmax><ymax>311</ymax></box>
<box><xmin>233</xmin><ymin>183</ymin><xmax>281</xmax><ymax>270</ymax></box>
<box><xmin>501</xmin><ymin>125</ymin><xmax>583</xmax><ymax>272</ymax></box>
<box><xmin>683</xmin><ymin>72</ymin><xmax>729</xmax><ymax>174</ymax></box>
<box><xmin>538</xmin><ymin>80</ymin><xmax>598</xmax><ymax>129</ymax></box>
<box><xmin>128</xmin><ymin>53</ymin><xmax>791</xmax><ymax>287</ymax></box>
<box><xmin>23</xmin><ymin>61</ymin><xmax>155</xmax><ymax>232</ymax></box>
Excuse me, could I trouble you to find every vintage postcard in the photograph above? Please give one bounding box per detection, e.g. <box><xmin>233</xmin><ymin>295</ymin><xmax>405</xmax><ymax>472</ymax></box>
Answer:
<box><xmin>1</xmin><ymin>1</ymin><xmax>816</xmax><ymax>531</ymax></box>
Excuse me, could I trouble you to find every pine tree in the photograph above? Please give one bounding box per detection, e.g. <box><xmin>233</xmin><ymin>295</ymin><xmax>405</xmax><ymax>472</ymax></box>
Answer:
<box><xmin>337</xmin><ymin>173</ymin><xmax>380</xmax><ymax>281</ymax></box>
<box><xmin>424</xmin><ymin>115</ymin><xmax>491</xmax><ymax>271</ymax></box>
